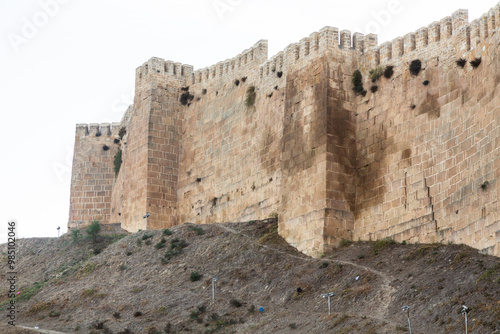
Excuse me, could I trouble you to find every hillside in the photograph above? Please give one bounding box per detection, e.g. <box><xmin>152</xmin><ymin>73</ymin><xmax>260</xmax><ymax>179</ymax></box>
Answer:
<box><xmin>1</xmin><ymin>219</ymin><xmax>499</xmax><ymax>334</ymax></box>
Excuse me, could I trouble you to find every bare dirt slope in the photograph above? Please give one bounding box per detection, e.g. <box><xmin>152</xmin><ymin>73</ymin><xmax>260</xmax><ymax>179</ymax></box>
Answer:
<box><xmin>0</xmin><ymin>219</ymin><xmax>499</xmax><ymax>334</ymax></box>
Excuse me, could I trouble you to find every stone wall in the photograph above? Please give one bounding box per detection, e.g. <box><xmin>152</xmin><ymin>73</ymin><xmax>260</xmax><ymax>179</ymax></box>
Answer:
<box><xmin>354</xmin><ymin>6</ymin><xmax>500</xmax><ymax>256</ymax></box>
<box><xmin>68</xmin><ymin>123</ymin><xmax>121</xmax><ymax>228</ymax></box>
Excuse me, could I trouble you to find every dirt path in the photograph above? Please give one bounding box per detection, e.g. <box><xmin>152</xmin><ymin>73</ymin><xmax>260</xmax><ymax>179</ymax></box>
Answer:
<box><xmin>14</xmin><ymin>326</ymin><xmax>67</xmax><ymax>334</ymax></box>
<box><xmin>216</xmin><ymin>223</ymin><xmax>397</xmax><ymax>323</ymax></box>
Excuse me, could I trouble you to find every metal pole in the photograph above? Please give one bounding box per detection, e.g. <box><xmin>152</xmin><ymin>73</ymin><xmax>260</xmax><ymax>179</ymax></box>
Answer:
<box><xmin>402</xmin><ymin>306</ymin><xmax>411</xmax><ymax>334</ymax></box>
<box><xmin>462</xmin><ymin>305</ymin><xmax>469</xmax><ymax>334</ymax></box>
<box><xmin>321</xmin><ymin>292</ymin><xmax>335</xmax><ymax>316</ymax></box>
<box><xmin>465</xmin><ymin>312</ymin><xmax>468</xmax><ymax>334</ymax></box>
<box><xmin>328</xmin><ymin>295</ymin><xmax>331</xmax><ymax>315</ymax></box>
<box><xmin>212</xmin><ymin>278</ymin><xmax>218</xmax><ymax>303</ymax></box>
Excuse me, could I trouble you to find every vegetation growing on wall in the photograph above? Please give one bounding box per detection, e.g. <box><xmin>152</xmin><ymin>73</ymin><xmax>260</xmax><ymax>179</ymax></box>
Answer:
<box><xmin>118</xmin><ymin>127</ymin><xmax>126</xmax><ymax>139</ymax></box>
<box><xmin>180</xmin><ymin>92</ymin><xmax>194</xmax><ymax>106</ymax></box>
<box><xmin>245</xmin><ymin>86</ymin><xmax>256</xmax><ymax>107</ymax></box>
<box><xmin>114</xmin><ymin>149</ymin><xmax>122</xmax><ymax>177</ymax></box>
<box><xmin>369</xmin><ymin>66</ymin><xmax>383</xmax><ymax>82</ymax></box>
<box><xmin>470</xmin><ymin>58</ymin><xmax>482</xmax><ymax>68</ymax></box>
<box><xmin>352</xmin><ymin>70</ymin><xmax>366</xmax><ymax>96</ymax></box>
<box><xmin>383</xmin><ymin>65</ymin><xmax>394</xmax><ymax>79</ymax></box>
<box><xmin>409</xmin><ymin>60</ymin><xmax>422</xmax><ymax>76</ymax></box>
<box><xmin>456</xmin><ymin>58</ymin><xmax>467</xmax><ymax>68</ymax></box>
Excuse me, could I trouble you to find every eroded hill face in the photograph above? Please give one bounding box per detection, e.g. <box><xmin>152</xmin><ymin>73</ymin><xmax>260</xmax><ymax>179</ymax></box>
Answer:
<box><xmin>1</xmin><ymin>220</ymin><xmax>499</xmax><ymax>334</ymax></box>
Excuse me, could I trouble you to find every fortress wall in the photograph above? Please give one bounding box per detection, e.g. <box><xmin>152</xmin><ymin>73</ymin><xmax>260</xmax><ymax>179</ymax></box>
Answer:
<box><xmin>177</xmin><ymin>63</ymin><xmax>284</xmax><ymax>226</ymax></box>
<box><xmin>68</xmin><ymin>123</ymin><xmax>121</xmax><ymax>228</ymax></box>
<box><xmin>354</xmin><ymin>6</ymin><xmax>500</xmax><ymax>256</ymax></box>
<box><xmin>111</xmin><ymin>58</ymin><xmax>190</xmax><ymax>231</ymax></box>
<box><xmin>70</xmin><ymin>3</ymin><xmax>500</xmax><ymax>257</ymax></box>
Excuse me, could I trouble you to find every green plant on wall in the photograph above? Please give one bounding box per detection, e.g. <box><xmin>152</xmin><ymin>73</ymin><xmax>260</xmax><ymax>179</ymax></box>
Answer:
<box><xmin>245</xmin><ymin>86</ymin><xmax>256</xmax><ymax>107</ymax></box>
<box><xmin>114</xmin><ymin>149</ymin><xmax>122</xmax><ymax>176</ymax></box>
<box><xmin>369</xmin><ymin>66</ymin><xmax>383</xmax><ymax>82</ymax></box>
<box><xmin>352</xmin><ymin>70</ymin><xmax>366</xmax><ymax>96</ymax></box>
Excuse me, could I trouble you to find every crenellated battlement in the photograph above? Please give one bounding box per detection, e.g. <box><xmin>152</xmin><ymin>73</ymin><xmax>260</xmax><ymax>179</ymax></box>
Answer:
<box><xmin>191</xmin><ymin>40</ymin><xmax>268</xmax><ymax>85</ymax></box>
<box><xmin>135</xmin><ymin>57</ymin><xmax>194</xmax><ymax>88</ymax></box>
<box><xmin>365</xmin><ymin>5</ymin><xmax>500</xmax><ymax>68</ymax></box>
<box><xmin>75</xmin><ymin>122</ymin><xmax>122</xmax><ymax>138</ymax></box>
<box><xmin>259</xmin><ymin>27</ymin><xmax>378</xmax><ymax>80</ymax></box>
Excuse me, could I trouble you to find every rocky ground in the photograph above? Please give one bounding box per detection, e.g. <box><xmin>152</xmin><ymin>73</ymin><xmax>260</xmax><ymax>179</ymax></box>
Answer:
<box><xmin>0</xmin><ymin>219</ymin><xmax>499</xmax><ymax>333</ymax></box>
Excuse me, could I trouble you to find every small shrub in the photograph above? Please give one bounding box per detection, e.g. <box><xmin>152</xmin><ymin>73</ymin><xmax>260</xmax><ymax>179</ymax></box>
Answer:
<box><xmin>241</xmin><ymin>77</ymin><xmax>247</xmax><ymax>82</ymax></box>
<box><xmin>409</xmin><ymin>59</ymin><xmax>422</xmax><ymax>76</ymax></box>
<box><xmin>456</xmin><ymin>58</ymin><xmax>467</xmax><ymax>68</ymax></box>
<box><xmin>319</xmin><ymin>262</ymin><xmax>329</xmax><ymax>269</ymax></box>
<box><xmin>289</xmin><ymin>323</ymin><xmax>297</xmax><ymax>329</ymax></box>
<box><xmin>369</xmin><ymin>66</ymin><xmax>383</xmax><ymax>82</ymax></box>
<box><xmin>118</xmin><ymin>127</ymin><xmax>126</xmax><ymax>139</ymax></box>
<box><xmin>181</xmin><ymin>86</ymin><xmax>189</xmax><ymax>91</ymax></box>
<box><xmin>269</xmin><ymin>212</ymin><xmax>278</xmax><ymax>219</ymax></box>
<box><xmin>113</xmin><ymin>312</ymin><xmax>121</xmax><ymax>319</ymax></box>
<box><xmin>163</xmin><ymin>229</ymin><xmax>173</xmax><ymax>236</ymax></box>
<box><xmin>373</xmin><ymin>238</ymin><xmax>396</xmax><ymax>254</ymax></box>
<box><xmin>93</xmin><ymin>247</ymin><xmax>102</xmax><ymax>255</ymax></box>
<box><xmin>245</xmin><ymin>86</ymin><xmax>256</xmax><ymax>107</ymax></box>
<box><xmin>170</xmin><ymin>238</ymin><xmax>188</xmax><ymax>249</ymax></box>
<box><xmin>352</xmin><ymin>70</ymin><xmax>364</xmax><ymax>94</ymax></box>
<box><xmin>49</xmin><ymin>310</ymin><xmax>61</xmax><ymax>317</ymax></box>
<box><xmin>230</xmin><ymin>299</ymin><xmax>242</xmax><ymax>307</ymax></box>
<box><xmin>196</xmin><ymin>177</ymin><xmax>202</xmax><ymax>182</ymax></box>
<box><xmin>113</xmin><ymin>138</ymin><xmax>120</xmax><ymax>144</ymax></box>
<box><xmin>277</xmin><ymin>71</ymin><xmax>283</xmax><ymax>78</ymax></box>
<box><xmin>410</xmin><ymin>104</ymin><xmax>416</xmax><ymax>109</ymax></box>
<box><xmin>102</xmin><ymin>145</ymin><xmax>109</xmax><ymax>151</ymax></box>
<box><xmin>133</xmin><ymin>311</ymin><xmax>142</xmax><ymax>317</ymax></box>
<box><xmin>188</xmin><ymin>226</ymin><xmax>205</xmax><ymax>235</ymax></box>
<box><xmin>71</xmin><ymin>229</ymin><xmax>81</xmax><ymax>244</ymax></box>
<box><xmin>470</xmin><ymin>57</ymin><xmax>482</xmax><ymax>68</ymax></box>
<box><xmin>274</xmin><ymin>85</ymin><xmax>278</xmax><ymax>90</ymax></box>
<box><xmin>126</xmin><ymin>251</ymin><xmax>132</xmax><ymax>256</ymax></box>
<box><xmin>383</xmin><ymin>65</ymin><xmax>394</xmax><ymax>78</ymax></box>
<box><xmin>180</xmin><ymin>92</ymin><xmax>194</xmax><ymax>106</ymax></box>
<box><xmin>480</xmin><ymin>181</ymin><xmax>489</xmax><ymax>191</ymax></box>
<box><xmin>190</xmin><ymin>271</ymin><xmax>202</xmax><ymax>282</ymax></box>
<box><xmin>202</xmin><ymin>89</ymin><xmax>207</xmax><ymax>95</ymax></box>
<box><xmin>234</xmin><ymin>79</ymin><xmax>240</xmax><ymax>86</ymax></box>
<box><xmin>119</xmin><ymin>264</ymin><xmax>127</xmax><ymax>271</ymax></box>
<box><xmin>155</xmin><ymin>241</ymin><xmax>166</xmax><ymax>250</ymax></box>
<box><xmin>136</xmin><ymin>238</ymin><xmax>142</xmax><ymax>247</ymax></box>
<box><xmin>370</xmin><ymin>85</ymin><xmax>378</xmax><ymax>93</ymax></box>
<box><xmin>248</xmin><ymin>305</ymin><xmax>255</xmax><ymax>313</ymax></box>
<box><xmin>114</xmin><ymin>149</ymin><xmax>122</xmax><ymax>176</ymax></box>
<box><xmin>142</xmin><ymin>234</ymin><xmax>153</xmax><ymax>240</ymax></box>
<box><xmin>145</xmin><ymin>239</ymin><xmax>152</xmax><ymax>245</ymax></box>
<box><xmin>86</xmin><ymin>220</ymin><xmax>101</xmax><ymax>243</ymax></box>
<box><xmin>267</xmin><ymin>92</ymin><xmax>273</xmax><ymax>98</ymax></box>
<box><xmin>339</xmin><ymin>239</ymin><xmax>352</xmax><ymax>248</ymax></box>
<box><xmin>358</xmin><ymin>254</ymin><xmax>365</xmax><ymax>259</ymax></box>
<box><xmin>423</xmin><ymin>80</ymin><xmax>430</xmax><ymax>86</ymax></box>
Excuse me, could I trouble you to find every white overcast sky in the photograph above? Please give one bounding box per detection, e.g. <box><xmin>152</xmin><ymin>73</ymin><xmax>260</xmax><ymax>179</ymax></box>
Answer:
<box><xmin>0</xmin><ymin>0</ymin><xmax>497</xmax><ymax>241</ymax></box>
